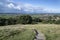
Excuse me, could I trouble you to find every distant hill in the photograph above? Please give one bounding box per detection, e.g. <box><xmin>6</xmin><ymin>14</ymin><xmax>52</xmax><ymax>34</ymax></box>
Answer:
<box><xmin>0</xmin><ymin>13</ymin><xmax>60</xmax><ymax>15</ymax></box>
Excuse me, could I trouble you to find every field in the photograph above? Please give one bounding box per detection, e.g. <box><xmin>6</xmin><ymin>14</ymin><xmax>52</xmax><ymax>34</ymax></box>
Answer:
<box><xmin>0</xmin><ymin>27</ymin><xmax>35</xmax><ymax>40</ymax></box>
<box><xmin>24</xmin><ymin>23</ymin><xmax>60</xmax><ymax>40</ymax></box>
<box><xmin>0</xmin><ymin>23</ymin><xmax>60</xmax><ymax>40</ymax></box>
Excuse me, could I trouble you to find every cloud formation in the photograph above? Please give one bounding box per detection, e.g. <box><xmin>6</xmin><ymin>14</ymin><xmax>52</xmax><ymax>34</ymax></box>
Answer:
<box><xmin>0</xmin><ymin>0</ymin><xmax>59</xmax><ymax>13</ymax></box>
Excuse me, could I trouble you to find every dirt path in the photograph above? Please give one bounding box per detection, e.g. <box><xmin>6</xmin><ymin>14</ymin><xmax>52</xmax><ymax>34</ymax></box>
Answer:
<box><xmin>34</xmin><ymin>29</ymin><xmax>45</xmax><ymax>40</ymax></box>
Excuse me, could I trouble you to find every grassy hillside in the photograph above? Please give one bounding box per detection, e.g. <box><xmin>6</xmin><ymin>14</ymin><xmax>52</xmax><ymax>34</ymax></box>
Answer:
<box><xmin>0</xmin><ymin>23</ymin><xmax>60</xmax><ymax>40</ymax></box>
<box><xmin>23</xmin><ymin>24</ymin><xmax>60</xmax><ymax>40</ymax></box>
<box><xmin>0</xmin><ymin>24</ymin><xmax>60</xmax><ymax>40</ymax></box>
<box><xmin>0</xmin><ymin>28</ymin><xmax>35</xmax><ymax>40</ymax></box>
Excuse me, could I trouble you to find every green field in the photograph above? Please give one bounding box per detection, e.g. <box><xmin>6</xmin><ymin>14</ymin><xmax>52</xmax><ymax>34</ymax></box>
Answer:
<box><xmin>0</xmin><ymin>28</ymin><xmax>35</xmax><ymax>40</ymax></box>
<box><xmin>0</xmin><ymin>23</ymin><xmax>60</xmax><ymax>40</ymax></box>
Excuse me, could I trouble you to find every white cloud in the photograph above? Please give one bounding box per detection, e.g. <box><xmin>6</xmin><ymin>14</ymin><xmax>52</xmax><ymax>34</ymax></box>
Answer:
<box><xmin>7</xmin><ymin>3</ymin><xmax>21</xmax><ymax>10</ymax></box>
<box><xmin>7</xmin><ymin>2</ymin><xmax>59</xmax><ymax>13</ymax></box>
<box><xmin>15</xmin><ymin>6</ymin><xmax>21</xmax><ymax>10</ymax></box>
<box><xmin>23</xmin><ymin>4</ymin><xmax>34</xmax><ymax>12</ymax></box>
<box><xmin>0</xmin><ymin>0</ymin><xmax>60</xmax><ymax>13</ymax></box>
<box><xmin>7</xmin><ymin>3</ymin><xmax>14</xmax><ymax>8</ymax></box>
<box><xmin>43</xmin><ymin>8</ymin><xmax>59</xmax><ymax>13</ymax></box>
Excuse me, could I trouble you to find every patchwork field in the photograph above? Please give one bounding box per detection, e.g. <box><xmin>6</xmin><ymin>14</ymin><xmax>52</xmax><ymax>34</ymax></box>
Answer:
<box><xmin>0</xmin><ymin>23</ymin><xmax>60</xmax><ymax>40</ymax></box>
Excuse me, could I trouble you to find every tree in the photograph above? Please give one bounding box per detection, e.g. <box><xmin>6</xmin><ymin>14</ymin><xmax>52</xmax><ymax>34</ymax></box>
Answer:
<box><xmin>33</xmin><ymin>18</ymin><xmax>42</xmax><ymax>22</ymax></box>
<box><xmin>0</xmin><ymin>17</ymin><xmax>7</xmax><ymax>26</ymax></box>
<box><xmin>7</xmin><ymin>17</ymin><xmax>17</xmax><ymax>25</ymax></box>
<box><xmin>54</xmin><ymin>20</ymin><xmax>60</xmax><ymax>24</ymax></box>
<box><xmin>19</xmin><ymin>15</ymin><xmax>32</xmax><ymax>24</ymax></box>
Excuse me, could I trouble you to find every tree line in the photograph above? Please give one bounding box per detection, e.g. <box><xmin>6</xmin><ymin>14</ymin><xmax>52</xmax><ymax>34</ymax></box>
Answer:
<box><xmin>0</xmin><ymin>15</ymin><xmax>60</xmax><ymax>26</ymax></box>
<box><xmin>0</xmin><ymin>15</ymin><xmax>42</xmax><ymax>26</ymax></box>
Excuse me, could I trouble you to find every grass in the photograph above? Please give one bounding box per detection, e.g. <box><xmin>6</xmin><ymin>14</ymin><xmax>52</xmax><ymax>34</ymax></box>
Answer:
<box><xmin>0</xmin><ymin>28</ymin><xmax>35</xmax><ymax>40</ymax></box>
<box><xmin>0</xmin><ymin>23</ymin><xmax>60</xmax><ymax>40</ymax></box>
<box><xmin>24</xmin><ymin>23</ymin><xmax>60</xmax><ymax>40</ymax></box>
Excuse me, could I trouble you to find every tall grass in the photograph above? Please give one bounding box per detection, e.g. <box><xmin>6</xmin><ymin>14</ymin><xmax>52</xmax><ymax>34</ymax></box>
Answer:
<box><xmin>22</xmin><ymin>23</ymin><xmax>60</xmax><ymax>40</ymax></box>
<box><xmin>0</xmin><ymin>29</ymin><xmax>35</xmax><ymax>40</ymax></box>
<box><xmin>0</xmin><ymin>23</ymin><xmax>60</xmax><ymax>40</ymax></box>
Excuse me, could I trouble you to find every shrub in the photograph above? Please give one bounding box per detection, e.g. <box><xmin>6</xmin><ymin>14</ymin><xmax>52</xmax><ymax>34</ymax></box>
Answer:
<box><xmin>0</xmin><ymin>17</ymin><xmax>7</xmax><ymax>26</ymax></box>
<box><xmin>33</xmin><ymin>18</ymin><xmax>42</xmax><ymax>22</ymax></box>
<box><xmin>7</xmin><ymin>17</ymin><xmax>17</xmax><ymax>25</ymax></box>
<box><xmin>19</xmin><ymin>15</ymin><xmax>32</xmax><ymax>24</ymax></box>
<box><xmin>54</xmin><ymin>20</ymin><xmax>60</xmax><ymax>24</ymax></box>
<box><xmin>42</xmin><ymin>20</ymin><xmax>55</xmax><ymax>24</ymax></box>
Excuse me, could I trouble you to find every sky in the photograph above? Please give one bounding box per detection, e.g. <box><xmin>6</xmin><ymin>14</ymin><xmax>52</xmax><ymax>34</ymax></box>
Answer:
<box><xmin>0</xmin><ymin>0</ymin><xmax>60</xmax><ymax>13</ymax></box>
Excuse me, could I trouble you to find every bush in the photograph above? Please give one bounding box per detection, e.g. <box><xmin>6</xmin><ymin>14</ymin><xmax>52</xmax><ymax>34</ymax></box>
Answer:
<box><xmin>33</xmin><ymin>18</ymin><xmax>42</xmax><ymax>22</ymax></box>
<box><xmin>54</xmin><ymin>20</ymin><xmax>60</xmax><ymax>24</ymax></box>
<box><xmin>7</xmin><ymin>17</ymin><xmax>17</xmax><ymax>25</ymax></box>
<box><xmin>42</xmin><ymin>20</ymin><xmax>55</xmax><ymax>24</ymax></box>
<box><xmin>19</xmin><ymin>15</ymin><xmax>32</xmax><ymax>24</ymax></box>
<box><xmin>0</xmin><ymin>17</ymin><xmax>18</xmax><ymax>26</ymax></box>
<box><xmin>0</xmin><ymin>15</ymin><xmax>32</xmax><ymax>26</ymax></box>
<box><xmin>0</xmin><ymin>17</ymin><xmax>7</xmax><ymax>26</ymax></box>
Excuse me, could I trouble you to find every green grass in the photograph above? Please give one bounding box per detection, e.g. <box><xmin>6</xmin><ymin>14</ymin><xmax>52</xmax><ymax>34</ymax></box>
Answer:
<box><xmin>0</xmin><ymin>23</ymin><xmax>60</xmax><ymax>40</ymax></box>
<box><xmin>0</xmin><ymin>29</ymin><xmax>35</xmax><ymax>40</ymax></box>
<box><xmin>16</xmin><ymin>23</ymin><xmax>60</xmax><ymax>40</ymax></box>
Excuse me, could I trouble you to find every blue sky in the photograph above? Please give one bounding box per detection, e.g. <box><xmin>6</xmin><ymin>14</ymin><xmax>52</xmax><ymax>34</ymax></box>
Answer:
<box><xmin>13</xmin><ymin>0</ymin><xmax>60</xmax><ymax>9</ymax></box>
<box><xmin>0</xmin><ymin>0</ymin><xmax>60</xmax><ymax>13</ymax></box>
